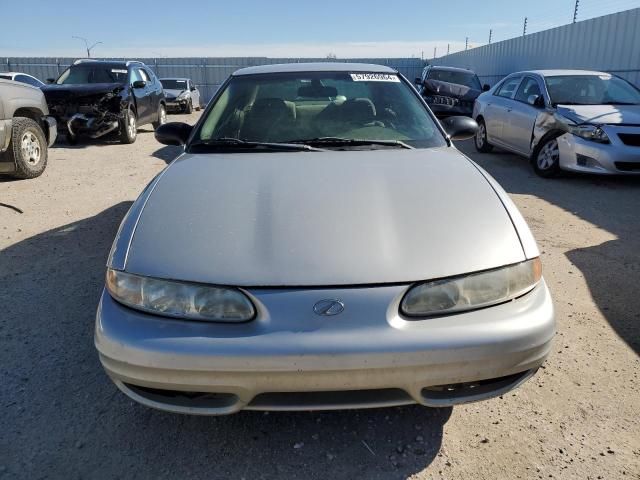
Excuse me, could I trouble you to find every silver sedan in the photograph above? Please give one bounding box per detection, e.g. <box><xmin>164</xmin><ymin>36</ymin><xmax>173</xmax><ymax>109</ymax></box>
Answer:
<box><xmin>473</xmin><ymin>70</ymin><xmax>640</xmax><ymax>177</ymax></box>
<box><xmin>95</xmin><ymin>63</ymin><xmax>555</xmax><ymax>415</ymax></box>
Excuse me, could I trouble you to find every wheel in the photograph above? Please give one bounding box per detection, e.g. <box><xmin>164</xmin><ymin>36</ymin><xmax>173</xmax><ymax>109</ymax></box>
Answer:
<box><xmin>119</xmin><ymin>107</ymin><xmax>137</xmax><ymax>144</ymax></box>
<box><xmin>152</xmin><ymin>104</ymin><xmax>167</xmax><ymax>129</ymax></box>
<box><xmin>185</xmin><ymin>99</ymin><xmax>193</xmax><ymax>114</ymax></box>
<box><xmin>9</xmin><ymin>117</ymin><xmax>48</xmax><ymax>179</ymax></box>
<box><xmin>531</xmin><ymin>133</ymin><xmax>562</xmax><ymax>178</ymax></box>
<box><xmin>474</xmin><ymin>118</ymin><xmax>493</xmax><ymax>153</ymax></box>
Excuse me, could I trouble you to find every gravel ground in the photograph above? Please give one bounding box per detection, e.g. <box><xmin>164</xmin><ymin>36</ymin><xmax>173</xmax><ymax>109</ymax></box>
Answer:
<box><xmin>1</xmin><ymin>112</ymin><xmax>638</xmax><ymax>479</ymax></box>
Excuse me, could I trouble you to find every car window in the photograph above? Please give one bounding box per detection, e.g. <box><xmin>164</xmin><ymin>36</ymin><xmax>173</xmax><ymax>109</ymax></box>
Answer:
<box><xmin>138</xmin><ymin>69</ymin><xmax>150</xmax><ymax>82</ymax></box>
<box><xmin>496</xmin><ymin>77</ymin><xmax>522</xmax><ymax>98</ymax></box>
<box><xmin>130</xmin><ymin>68</ymin><xmax>142</xmax><ymax>84</ymax></box>
<box><xmin>514</xmin><ymin>77</ymin><xmax>541</xmax><ymax>103</ymax></box>
<box><xmin>545</xmin><ymin>74</ymin><xmax>640</xmax><ymax>105</ymax></box>
<box><xmin>426</xmin><ymin>69</ymin><xmax>482</xmax><ymax>90</ymax></box>
<box><xmin>56</xmin><ymin>65</ymin><xmax>128</xmax><ymax>84</ymax></box>
<box><xmin>196</xmin><ymin>71</ymin><xmax>447</xmax><ymax>149</ymax></box>
<box><xmin>161</xmin><ymin>79</ymin><xmax>188</xmax><ymax>90</ymax></box>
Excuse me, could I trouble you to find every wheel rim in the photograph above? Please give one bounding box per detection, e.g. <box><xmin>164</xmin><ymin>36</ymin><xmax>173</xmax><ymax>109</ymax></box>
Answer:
<box><xmin>128</xmin><ymin>113</ymin><xmax>136</xmax><ymax>138</ymax></box>
<box><xmin>160</xmin><ymin>107</ymin><xmax>166</xmax><ymax>125</ymax></box>
<box><xmin>537</xmin><ymin>138</ymin><xmax>559</xmax><ymax>170</ymax></box>
<box><xmin>476</xmin><ymin>123</ymin><xmax>486</xmax><ymax>148</ymax></box>
<box><xmin>21</xmin><ymin>131</ymin><xmax>41</xmax><ymax>165</ymax></box>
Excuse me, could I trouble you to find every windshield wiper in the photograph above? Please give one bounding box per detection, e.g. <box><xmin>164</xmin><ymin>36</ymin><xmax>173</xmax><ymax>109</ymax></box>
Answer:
<box><xmin>190</xmin><ymin>137</ymin><xmax>323</xmax><ymax>152</ymax></box>
<box><xmin>286</xmin><ymin>137</ymin><xmax>414</xmax><ymax>150</ymax></box>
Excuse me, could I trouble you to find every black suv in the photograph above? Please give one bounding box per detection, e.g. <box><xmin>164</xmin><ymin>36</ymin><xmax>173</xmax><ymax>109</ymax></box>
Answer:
<box><xmin>41</xmin><ymin>60</ymin><xmax>166</xmax><ymax>144</ymax></box>
<box><xmin>415</xmin><ymin>65</ymin><xmax>489</xmax><ymax>118</ymax></box>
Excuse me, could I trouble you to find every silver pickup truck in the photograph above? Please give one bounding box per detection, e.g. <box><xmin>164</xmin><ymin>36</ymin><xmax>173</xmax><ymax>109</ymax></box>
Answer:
<box><xmin>0</xmin><ymin>79</ymin><xmax>57</xmax><ymax>179</ymax></box>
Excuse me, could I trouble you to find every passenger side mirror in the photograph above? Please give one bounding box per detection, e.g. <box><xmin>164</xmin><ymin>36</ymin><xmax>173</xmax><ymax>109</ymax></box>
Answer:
<box><xmin>441</xmin><ymin>116</ymin><xmax>479</xmax><ymax>141</ymax></box>
<box><xmin>527</xmin><ymin>94</ymin><xmax>545</xmax><ymax>107</ymax></box>
<box><xmin>155</xmin><ymin>122</ymin><xmax>193</xmax><ymax>146</ymax></box>
<box><xmin>132</xmin><ymin>80</ymin><xmax>147</xmax><ymax>89</ymax></box>
<box><xmin>482</xmin><ymin>84</ymin><xmax>491</xmax><ymax>92</ymax></box>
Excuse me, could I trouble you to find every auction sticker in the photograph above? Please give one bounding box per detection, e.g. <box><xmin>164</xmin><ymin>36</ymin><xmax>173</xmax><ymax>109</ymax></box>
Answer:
<box><xmin>111</xmin><ymin>69</ymin><xmax>127</xmax><ymax>74</ymax></box>
<box><xmin>350</xmin><ymin>73</ymin><xmax>400</xmax><ymax>82</ymax></box>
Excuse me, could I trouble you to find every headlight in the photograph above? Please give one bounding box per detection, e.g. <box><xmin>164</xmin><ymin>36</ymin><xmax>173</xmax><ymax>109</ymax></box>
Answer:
<box><xmin>106</xmin><ymin>269</ymin><xmax>255</xmax><ymax>322</ymax></box>
<box><xmin>569</xmin><ymin>125</ymin><xmax>609</xmax><ymax>143</ymax></box>
<box><xmin>401</xmin><ymin>258</ymin><xmax>542</xmax><ymax>317</ymax></box>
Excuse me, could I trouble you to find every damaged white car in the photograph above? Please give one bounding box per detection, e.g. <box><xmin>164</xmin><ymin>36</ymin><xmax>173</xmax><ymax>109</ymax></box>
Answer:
<box><xmin>473</xmin><ymin>70</ymin><xmax>640</xmax><ymax>177</ymax></box>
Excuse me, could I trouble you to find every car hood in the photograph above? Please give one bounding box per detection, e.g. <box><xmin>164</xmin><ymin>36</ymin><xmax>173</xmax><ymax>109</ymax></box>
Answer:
<box><xmin>41</xmin><ymin>83</ymin><xmax>123</xmax><ymax>103</ymax></box>
<box><xmin>423</xmin><ymin>79</ymin><xmax>481</xmax><ymax>100</ymax></box>
<box><xmin>124</xmin><ymin>148</ymin><xmax>526</xmax><ymax>286</ymax></box>
<box><xmin>556</xmin><ymin>104</ymin><xmax>640</xmax><ymax>125</ymax></box>
<box><xmin>163</xmin><ymin>88</ymin><xmax>185</xmax><ymax>98</ymax></box>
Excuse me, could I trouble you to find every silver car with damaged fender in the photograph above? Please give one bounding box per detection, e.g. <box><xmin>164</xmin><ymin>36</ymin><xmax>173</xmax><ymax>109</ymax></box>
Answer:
<box><xmin>95</xmin><ymin>63</ymin><xmax>555</xmax><ymax>415</ymax></box>
<box><xmin>473</xmin><ymin>70</ymin><xmax>640</xmax><ymax>177</ymax></box>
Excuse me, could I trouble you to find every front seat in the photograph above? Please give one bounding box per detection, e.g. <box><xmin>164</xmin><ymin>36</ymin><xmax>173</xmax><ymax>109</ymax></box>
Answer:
<box><xmin>240</xmin><ymin>98</ymin><xmax>296</xmax><ymax>142</ymax></box>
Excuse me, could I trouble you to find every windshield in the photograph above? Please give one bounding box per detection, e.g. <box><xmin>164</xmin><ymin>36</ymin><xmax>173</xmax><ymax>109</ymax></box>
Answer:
<box><xmin>427</xmin><ymin>69</ymin><xmax>482</xmax><ymax>90</ymax></box>
<box><xmin>161</xmin><ymin>79</ymin><xmax>188</xmax><ymax>90</ymax></box>
<box><xmin>56</xmin><ymin>65</ymin><xmax>128</xmax><ymax>85</ymax></box>
<box><xmin>193</xmin><ymin>71</ymin><xmax>446</xmax><ymax>150</ymax></box>
<box><xmin>546</xmin><ymin>75</ymin><xmax>640</xmax><ymax>105</ymax></box>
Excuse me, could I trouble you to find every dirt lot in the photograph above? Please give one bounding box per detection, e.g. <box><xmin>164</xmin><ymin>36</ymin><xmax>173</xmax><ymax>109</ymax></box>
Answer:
<box><xmin>1</xmin><ymin>112</ymin><xmax>639</xmax><ymax>480</ymax></box>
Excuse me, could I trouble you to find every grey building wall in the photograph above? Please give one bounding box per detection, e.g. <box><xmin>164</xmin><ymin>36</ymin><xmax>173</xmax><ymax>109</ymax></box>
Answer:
<box><xmin>0</xmin><ymin>57</ymin><xmax>426</xmax><ymax>103</ymax></box>
<box><xmin>432</xmin><ymin>8</ymin><xmax>640</xmax><ymax>87</ymax></box>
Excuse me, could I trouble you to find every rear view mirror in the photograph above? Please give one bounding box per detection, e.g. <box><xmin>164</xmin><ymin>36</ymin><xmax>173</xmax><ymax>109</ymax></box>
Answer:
<box><xmin>155</xmin><ymin>122</ymin><xmax>193</xmax><ymax>146</ymax></box>
<box><xmin>297</xmin><ymin>85</ymin><xmax>338</xmax><ymax>98</ymax></box>
<box><xmin>442</xmin><ymin>116</ymin><xmax>479</xmax><ymax>141</ymax></box>
<box><xmin>527</xmin><ymin>94</ymin><xmax>545</xmax><ymax>108</ymax></box>
<box><xmin>132</xmin><ymin>80</ymin><xmax>146</xmax><ymax>89</ymax></box>
<box><xmin>482</xmin><ymin>84</ymin><xmax>491</xmax><ymax>91</ymax></box>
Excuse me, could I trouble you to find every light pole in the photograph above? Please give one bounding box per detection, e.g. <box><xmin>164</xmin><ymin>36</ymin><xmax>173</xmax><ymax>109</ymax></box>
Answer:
<box><xmin>72</xmin><ymin>36</ymin><xmax>103</xmax><ymax>58</ymax></box>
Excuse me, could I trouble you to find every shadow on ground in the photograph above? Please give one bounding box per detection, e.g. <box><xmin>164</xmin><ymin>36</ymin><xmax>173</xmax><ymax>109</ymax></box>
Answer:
<box><xmin>152</xmin><ymin>144</ymin><xmax>184</xmax><ymax>164</ymax></box>
<box><xmin>0</xmin><ymin>204</ymin><xmax>451</xmax><ymax>479</ymax></box>
<box><xmin>457</xmin><ymin>141</ymin><xmax>640</xmax><ymax>355</ymax></box>
<box><xmin>50</xmin><ymin>127</ymin><xmax>156</xmax><ymax>150</ymax></box>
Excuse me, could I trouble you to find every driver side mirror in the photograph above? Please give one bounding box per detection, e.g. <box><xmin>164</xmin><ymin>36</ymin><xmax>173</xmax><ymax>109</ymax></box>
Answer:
<box><xmin>482</xmin><ymin>84</ymin><xmax>491</xmax><ymax>91</ymax></box>
<box><xmin>132</xmin><ymin>80</ymin><xmax>147</xmax><ymax>89</ymax></box>
<box><xmin>442</xmin><ymin>116</ymin><xmax>479</xmax><ymax>141</ymax></box>
<box><xmin>155</xmin><ymin>122</ymin><xmax>193</xmax><ymax>146</ymax></box>
<box><xmin>527</xmin><ymin>94</ymin><xmax>545</xmax><ymax>107</ymax></box>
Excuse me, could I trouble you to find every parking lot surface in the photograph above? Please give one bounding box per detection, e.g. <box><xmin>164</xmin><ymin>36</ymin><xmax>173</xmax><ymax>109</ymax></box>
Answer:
<box><xmin>1</xmin><ymin>112</ymin><xmax>639</xmax><ymax>479</ymax></box>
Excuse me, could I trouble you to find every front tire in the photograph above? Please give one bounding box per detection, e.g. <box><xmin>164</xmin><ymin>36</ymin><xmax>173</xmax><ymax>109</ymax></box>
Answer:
<box><xmin>10</xmin><ymin>117</ymin><xmax>48</xmax><ymax>179</ymax></box>
<box><xmin>185</xmin><ymin>99</ymin><xmax>193</xmax><ymax>114</ymax></box>
<box><xmin>474</xmin><ymin>118</ymin><xmax>493</xmax><ymax>153</ymax></box>
<box><xmin>531</xmin><ymin>133</ymin><xmax>562</xmax><ymax>178</ymax></box>
<box><xmin>152</xmin><ymin>104</ymin><xmax>167</xmax><ymax>130</ymax></box>
<box><xmin>119</xmin><ymin>107</ymin><xmax>137</xmax><ymax>144</ymax></box>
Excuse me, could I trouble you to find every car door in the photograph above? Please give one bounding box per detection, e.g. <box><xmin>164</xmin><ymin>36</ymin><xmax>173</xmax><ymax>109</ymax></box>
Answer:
<box><xmin>190</xmin><ymin>80</ymin><xmax>200</xmax><ymax>108</ymax></box>
<box><xmin>144</xmin><ymin>68</ymin><xmax>163</xmax><ymax>116</ymax></box>
<box><xmin>130</xmin><ymin>68</ymin><xmax>151</xmax><ymax>122</ymax></box>
<box><xmin>503</xmin><ymin>76</ymin><xmax>545</xmax><ymax>155</ymax></box>
<box><xmin>484</xmin><ymin>76</ymin><xmax>522</xmax><ymax>147</ymax></box>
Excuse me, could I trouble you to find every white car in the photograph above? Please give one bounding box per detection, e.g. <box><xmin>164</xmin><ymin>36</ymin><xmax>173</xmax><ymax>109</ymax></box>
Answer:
<box><xmin>0</xmin><ymin>72</ymin><xmax>45</xmax><ymax>88</ymax></box>
<box><xmin>159</xmin><ymin>77</ymin><xmax>201</xmax><ymax>114</ymax></box>
<box><xmin>473</xmin><ymin>70</ymin><xmax>640</xmax><ymax>177</ymax></box>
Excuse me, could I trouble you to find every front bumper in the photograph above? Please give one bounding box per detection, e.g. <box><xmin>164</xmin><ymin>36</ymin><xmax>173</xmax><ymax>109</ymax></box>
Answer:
<box><xmin>95</xmin><ymin>280</ymin><xmax>555</xmax><ymax>414</ymax></box>
<box><xmin>165</xmin><ymin>98</ymin><xmax>188</xmax><ymax>111</ymax></box>
<box><xmin>557</xmin><ymin>126</ymin><xmax>640</xmax><ymax>174</ymax></box>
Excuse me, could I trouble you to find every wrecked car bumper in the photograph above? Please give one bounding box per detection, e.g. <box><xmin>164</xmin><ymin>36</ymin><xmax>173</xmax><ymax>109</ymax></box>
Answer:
<box><xmin>557</xmin><ymin>126</ymin><xmax>640</xmax><ymax>174</ymax></box>
<box><xmin>64</xmin><ymin>113</ymin><xmax>120</xmax><ymax>139</ymax></box>
<box><xmin>165</xmin><ymin>99</ymin><xmax>188</xmax><ymax>111</ymax></box>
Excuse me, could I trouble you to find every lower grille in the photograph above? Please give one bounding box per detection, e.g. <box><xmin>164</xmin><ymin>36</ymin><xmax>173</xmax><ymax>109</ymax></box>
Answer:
<box><xmin>615</xmin><ymin>162</ymin><xmax>640</xmax><ymax>171</ymax></box>
<box><xmin>618</xmin><ymin>133</ymin><xmax>640</xmax><ymax>147</ymax></box>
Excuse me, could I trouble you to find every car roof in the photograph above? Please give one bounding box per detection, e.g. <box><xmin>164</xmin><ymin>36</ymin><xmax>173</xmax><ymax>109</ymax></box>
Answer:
<box><xmin>159</xmin><ymin>77</ymin><xmax>190</xmax><ymax>81</ymax></box>
<box><xmin>233</xmin><ymin>62</ymin><xmax>397</xmax><ymax>76</ymax></box>
<box><xmin>514</xmin><ymin>69</ymin><xmax>610</xmax><ymax>77</ymax></box>
<box><xmin>71</xmin><ymin>59</ymin><xmax>145</xmax><ymax>68</ymax></box>
<box><xmin>428</xmin><ymin>65</ymin><xmax>476</xmax><ymax>74</ymax></box>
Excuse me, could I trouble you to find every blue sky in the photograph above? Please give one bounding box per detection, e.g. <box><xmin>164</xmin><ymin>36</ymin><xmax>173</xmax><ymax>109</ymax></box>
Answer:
<box><xmin>1</xmin><ymin>0</ymin><xmax>638</xmax><ymax>57</ymax></box>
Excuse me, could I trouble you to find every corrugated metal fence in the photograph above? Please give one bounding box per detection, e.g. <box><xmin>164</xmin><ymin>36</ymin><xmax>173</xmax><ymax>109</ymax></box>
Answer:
<box><xmin>1</xmin><ymin>57</ymin><xmax>426</xmax><ymax>103</ymax></box>
<box><xmin>432</xmin><ymin>8</ymin><xmax>640</xmax><ymax>87</ymax></box>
